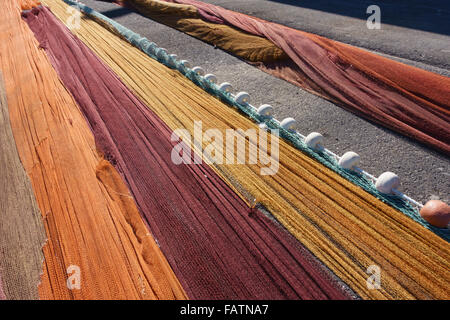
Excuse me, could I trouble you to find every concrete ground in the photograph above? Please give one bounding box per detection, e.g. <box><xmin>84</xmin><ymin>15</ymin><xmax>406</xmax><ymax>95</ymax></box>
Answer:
<box><xmin>79</xmin><ymin>0</ymin><xmax>449</xmax><ymax>204</ymax></box>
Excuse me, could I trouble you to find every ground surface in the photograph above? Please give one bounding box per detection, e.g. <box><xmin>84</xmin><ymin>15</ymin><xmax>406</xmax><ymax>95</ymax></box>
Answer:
<box><xmin>79</xmin><ymin>0</ymin><xmax>449</xmax><ymax>204</ymax></box>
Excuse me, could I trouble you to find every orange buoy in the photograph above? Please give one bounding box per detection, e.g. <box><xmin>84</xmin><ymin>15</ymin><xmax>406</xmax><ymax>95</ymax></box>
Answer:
<box><xmin>420</xmin><ymin>200</ymin><xmax>450</xmax><ymax>228</ymax></box>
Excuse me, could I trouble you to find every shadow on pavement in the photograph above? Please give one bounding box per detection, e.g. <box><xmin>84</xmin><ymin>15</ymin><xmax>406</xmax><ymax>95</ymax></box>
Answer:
<box><xmin>99</xmin><ymin>6</ymin><xmax>133</xmax><ymax>18</ymax></box>
<box><xmin>268</xmin><ymin>0</ymin><xmax>450</xmax><ymax>35</ymax></box>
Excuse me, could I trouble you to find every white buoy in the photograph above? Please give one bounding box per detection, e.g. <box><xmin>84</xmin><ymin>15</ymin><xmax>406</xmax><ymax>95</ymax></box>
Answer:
<box><xmin>235</xmin><ymin>92</ymin><xmax>250</xmax><ymax>104</ymax></box>
<box><xmin>180</xmin><ymin>60</ymin><xmax>191</xmax><ymax>68</ymax></box>
<box><xmin>219</xmin><ymin>82</ymin><xmax>233</xmax><ymax>93</ymax></box>
<box><xmin>304</xmin><ymin>132</ymin><xmax>324</xmax><ymax>150</ymax></box>
<box><xmin>141</xmin><ymin>40</ymin><xmax>155</xmax><ymax>54</ymax></box>
<box><xmin>375</xmin><ymin>172</ymin><xmax>400</xmax><ymax>194</ymax></box>
<box><xmin>144</xmin><ymin>44</ymin><xmax>157</xmax><ymax>55</ymax></box>
<box><xmin>259</xmin><ymin>123</ymin><xmax>268</xmax><ymax>130</ymax></box>
<box><xmin>168</xmin><ymin>54</ymin><xmax>178</xmax><ymax>66</ymax></box>
<box><xmin>338</xmin><ymin>151</ymin><xmax>360</xmax><ymax>170</ymax></box>
<box><xmin>156</xmin><ymin>47</ymin><xmax>167</xmax><ymax>59</ymax></box>
<box><xmin>257</xmin><ymin>104</ymin><xmax>274</xmax><ymax>118</ymax></box>
<box><xmin>204</xmin><ymin>74</ymin><xmax>217</xmax><ymax>84</ymax></box>
<box><xmin>280</xmin><ymin>117</ymin><xmax>297</xmax><ymax>132</ymax></box>
<box><xmin>192</xmin><ymin>66</ymin><xmax>205</xmax><ymax>76</ymax></box>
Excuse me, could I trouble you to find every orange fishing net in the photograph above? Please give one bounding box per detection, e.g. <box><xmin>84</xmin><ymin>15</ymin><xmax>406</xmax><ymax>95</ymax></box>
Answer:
<box><xmin>1</xmin><ymin>0</ymin><xmax>186</xmax><ymax>300</ymax></box>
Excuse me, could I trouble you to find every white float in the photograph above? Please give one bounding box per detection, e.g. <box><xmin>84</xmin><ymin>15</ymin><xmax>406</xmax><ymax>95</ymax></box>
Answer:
<box><xmin>168</xmin><ymin>54</ymin><xmax>178</xmax><ymax>66</ymax></box>
<box><xmin>257</xmin><ymin>104</ymin><xmax>274</xmax><ymax>118</ymax></box>
<box><xmin>375</xmin><ymin>172</ymin><xmax>400</xmax><ymax>194</ymax></box>
<box><xmin>141</xmin><ymin>41</ymin><xmax>156</xmax><ymax>54</ymax></box>
<box><xmin>338</xmin><ymin>151</ymin><xmax>360</xmax><ymax>170</ymax></box>
<box><xmin>280</xmin><ymin>117</ymin><xmax>297</xmax><ymax>132</ymax></box>
<box><xmin>304</xmin><ymin>132</ymin><xmax>324</xmax><ymax>150</ymax></box>
<box><xmin>204</xmin><ymin>74</ymin><xmax>218</xmax><ymax>84</ymax></box>
<box><xmin>192</xmin><ymin>66</ymin><xmax>205</xmax><ymax>76</ymax></box>
<box><xmin>180</xmin><ymin>60</ymin><xmax>191</xmax><ymax>68</ymax></box>
<box><xmin>156</xmin><ymin>48</ymin><xmax>167</xmax><ymax>59</ymax></box>
<box><xmin>235</xmin><ymin>92</ymin><xmax>250</xmax><ymax>104</ymax></box>
<box><xmin>219</xmin><ymin>82</ymin><xmax>233</xmax><ymax>93</ymax></box>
